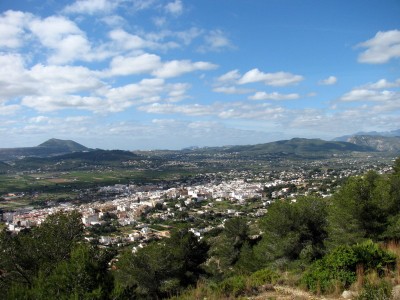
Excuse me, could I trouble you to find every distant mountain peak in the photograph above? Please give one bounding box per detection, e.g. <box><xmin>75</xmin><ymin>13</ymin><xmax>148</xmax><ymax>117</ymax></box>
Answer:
<box><xmin>38</xmin><ymin>138</ymin><xmax>88</xmax><ymax>151</ymax></box>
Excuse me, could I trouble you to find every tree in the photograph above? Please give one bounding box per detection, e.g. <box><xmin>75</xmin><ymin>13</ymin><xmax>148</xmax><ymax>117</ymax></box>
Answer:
<box><xmin>7</xmin><ymin>244</ymin><xmax>114</xmax><ymax>300</ymax></box>
<box><xmin>0</xmin><ymin>211</ymin><xmax>84</xmax><ymax>294</ymax></box>
<box><xmin>327</xmin><ymin>171</ymin><xmax>393</xmax><ymax>247</ymax></box>
<box><xmin>382</xmin><ymin>158</ymin><xmax>400</xmax><ymax>240</ymax></box>
<box><xmin>207</xmin><ymin>217</ymin><xmax>251</xmax><ymax>277</ymax></box>
<box><xmin>255</xmin><ymin>197</ymin><xmax>328</xmax><ymax>268</ymax></box>
<box><xmin>116</xmin><ymin>229</ymin><xmax>208</xmax><ymax>298</ymax></box>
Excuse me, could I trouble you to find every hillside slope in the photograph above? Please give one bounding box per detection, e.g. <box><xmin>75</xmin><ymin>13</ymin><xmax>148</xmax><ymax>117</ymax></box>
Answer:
<box><xmin>0</xmin><ymin>139</ymin><xmax>90</xmax><ymax>161</ymax></box>
<box><xmin>346</xmin><ymin>135</ymin><xmax>400</xmax><ymax>153</ymax></box>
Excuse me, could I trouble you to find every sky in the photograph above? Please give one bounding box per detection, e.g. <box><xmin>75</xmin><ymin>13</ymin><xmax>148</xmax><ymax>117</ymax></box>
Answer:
<box><xmin>0</xmin><ymin>0</ymin><xmax>399</xmax><ymax>150</ymax></box>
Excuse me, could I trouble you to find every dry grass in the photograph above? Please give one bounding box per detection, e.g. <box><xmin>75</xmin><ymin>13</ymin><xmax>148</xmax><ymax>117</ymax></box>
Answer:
<box><xmin>384</xmin><ymin>240</ymin><xmax>400</xmax><ymax>284</ymax></box>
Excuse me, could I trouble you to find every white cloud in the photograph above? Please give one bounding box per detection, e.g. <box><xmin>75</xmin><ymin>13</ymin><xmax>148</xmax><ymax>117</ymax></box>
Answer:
<box><xmin>217</xmin><ymin>69</ymin><xmax>241</xmax><ymax>83</ymax></box>
<box><xmin>131</xmin><ymin>0</ymin><xmax>158</xmax><ymax>11</ymax></box>
<box><xmin>358</xmin><ymin>30</ymin><xmax>400</xmax><ymax>64</ymax></box>
<box><xmin>213</xmin><ymin>86</ymin><xmax>253</xmax><ymax>94</ymax></box>
<box><xmin>108</xmin><ymin>53</ymin><xmax>162</xmax><ymax>76</ymax></box>
<box><xmin>152</xmin><ymin>60</ymin><xmax>218</xmax><ymax>78</ymax></box>
<box><xmin>105</xmin><ymin>78</ymin><xmax>190</xmax><ymax>107</ymax></box>
<box><xmin>29</xmin><ymin>64</ymin><xmax>105</xmax><ymax>94</ymax></box>
<box><xmin>101</xmin><ymin>15</ymin><xmax>126</xmax><ymax>27</ymax></box>
<box><xmin>106</xmin><ymin>78</ymin><xmax>164</xmax><ymax>105</ymax></box>
<box><xmin>174</xmin><ymin>27</ymin><xmax>203</xmax><ymax>45</ymax></box>
<box><xmin>217</xmin><ymin>103</ymin><xmax>285</xmax><ymax>120</ymax></box>
<box><xmin>139</xmin><ymin>103</ymin><xmax>214</xmax><ymax>116</ymax></box>
<box><xmin>166</xmin><ymin>82</ymin><xmax>191</xmax><ymax>102</ymax></box>
<box><xmin>165</xmin><ymin>0</ymin><xmax>183</xmax><ymax>16</ymax></box>
<box><xmin>0</xmin><ymin>53</ymin><xmax>35</xmax><ymax>101</ymax></box>
<box><xmin>199</xmin><ymin>29</ymin><xmax>233</xmax><ymax>52</ymax></box>
<box><xmin>0</xmin><ymin>104</ymin><xmax>20</xmax><ymax>115</ymax></box>
<box><xmin>64</xmin><ymin>0</ymin><xmax>118</xmax><ymax>15</ymax></box>
<box><xmin>109</xmin><ymin>29</ymin><xmax>154</xmax><ymax>50</ymax></box>
<box><xmin>318</xmin><ymin>76</ymin><xmax>337</xmax><ymax>85</ymax></box>
<box><xmin>339</xmin><ymin>89</ymin><xmax>398</xmax><ymax>102</ymax></box>
<box><xmin>28</xmin><ymin>15</ymin><xmax>94</xmax><ymax>64</ymax></box>
<box><xmin>249</xmin><ymin>91</ymin><xmax>300</xmax><ymax>100</ymax></box>
<box><xmin>361</xmin><ymin>78</ymin><xmax>400</xmax><ymax>89</ymax></box>
<box><xmin>139</xmin><ymin>101</ymin><xmax>288</xmax><ymax>122</ymax></box>
<box><xmin>153</xmin><ymin>17</ymin><xmax>166</xmax><ymax>27</ymax></box>
<box><xmin>238</xmin><ymin>68</ymin><xmax>304</xmax><ymax>86</ymax></box>
<box><xmin>287</xmin><ymin>106</ymin><xmax>400</xmax><ymax>137</ymax></box>
<box><xmin>0</xmin><ymin>10</ymin><xmax>32</xmax><ymax>48</ymax></box>
<box><xmin>29</xmin><ymin>116</ymin><xmax>51</xmax><ymax>123</ymax></box>
<box><xmin>21</xmin><ymin>95</ymin><xmax>106</xmax><ymax>112</ymax></box>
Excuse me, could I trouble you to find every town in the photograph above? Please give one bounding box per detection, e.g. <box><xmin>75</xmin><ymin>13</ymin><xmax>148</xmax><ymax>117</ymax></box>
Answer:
<box><xmin>2</xmin><ymin>154</ymin><xmax>395</xmax><ymax>250</ymax></box>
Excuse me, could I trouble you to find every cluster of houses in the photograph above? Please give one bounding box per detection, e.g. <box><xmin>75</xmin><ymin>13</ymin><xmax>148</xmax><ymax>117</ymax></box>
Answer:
<box><xmin>1</xmin><ymin>157</ymin><xmax>394</xmax><ymax>247</ymax></box>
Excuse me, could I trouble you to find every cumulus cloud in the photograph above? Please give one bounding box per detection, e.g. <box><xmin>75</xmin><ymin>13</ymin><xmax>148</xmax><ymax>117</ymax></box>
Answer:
<box><xmin>339</xmin><ymin>89</ymin><xmax>398</xmax><ymax>102</ymax></box>
<box><xmin>217</xmin><ymin>103</ymin><xmax>285</xmax><ymax>120</ymax></box>
<box><xmin>318</xmin><ymin>76</ymin><xmax>337</xmax><ymax>85</ymax></box>
<box><xmin>105</xmin><ymin>78</ymin><xmax>190</xmax><ymax>107</ymax></box>
<box><xmin>21</xmin><ymin>95</ymin><xmax>106</xmax><ymax>112</ymax></box>
<box><xmin>138</xmin><ymin>100</ymin><xmax>288</xmax><ymax>122</ymax></box>
<box><xmin>0</xmin><ymin>53</ymin><xmax>36</xmax><ymax>101</ymax></box>
<box><xmin>152</xmin><ymin>60</ymin><xmax>218</xmax><ymax>78</ymax></box>
<box><xmin>287</xmin><ymin>105</ymin><xmax>400</xmax><ymax>137</ymax></box>
<box><xmin>213</xmin><ymin>86</ymin><xmax>253</xmax><ymax>94</ymax></box>
<box><xmin>199</xmin><ymin>29</ymin><xmax>233</xmax><ymax>52</ymax></box>
<box><xmin>30</xmin><ymin>64</ymin><xmax>105</xmax><ymax>94</ymax></box>
<box><xmin>238</xmin><ymin>68</ymin><xmax>304</xmax><ymax>86</ymax></box>
<box><xmin>358</xmin><ymin>30</ymin><xmax>400</xmax><ymax>64</ymax></box>
<box><xmin>217</xmin><ymin>69</ymin><xmax>241</xmax><ymax>83</ymax></box>
<box><xmin>108</xmin><ymin>53</ymin><xmax>162</xmax><ymax>76</ymax></box>
<box><xmin>109</xmin><ymin>28</ymin><xmax>156</xmax><ymax>50</ymax></box>
<box><xmin>249</xmin><ymin>91</ymin><xmax>300</xmax><ymax>100</ymax></box>
<box><xmin>138</xmin><ymin>103</ymin><xmax>214</xmax><ymax>116</ymax></box>
<box><xmin>63</xmin><ymin>0</ymin><xmax>118</xmax><ymax>15</ymax></box>
<box><xmin>0</xmin><ymin>10</ymin><xmax>32</xmax><ymax>48</ymax></box>
<box><xmin>28</xmin><ymin>15</ymin><xmax>95</xmax><ymax>64</ymax></box>
<box><xmin>165</xmin><ymin>0</ymin><xmax>183</xmax><ymax>16</ymax></box>
<box><xmin>361</xmin><ymin>78</ymin><xmax>400</xmax><ymax>89</ymax></box>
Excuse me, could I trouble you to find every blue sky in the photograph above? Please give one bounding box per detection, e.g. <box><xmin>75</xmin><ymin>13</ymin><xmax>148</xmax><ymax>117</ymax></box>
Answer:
<box><xmin>0</xmin><ymin>0</ymin><xmax>399</xmax><ymax>150</ymax></box>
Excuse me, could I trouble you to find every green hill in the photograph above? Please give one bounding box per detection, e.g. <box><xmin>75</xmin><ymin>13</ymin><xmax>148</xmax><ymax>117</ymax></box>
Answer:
<box><xmin>194</xmin><ymin>138</ymin><xmax>375</xmax><ymax>158</ymax></box>
<box><xmin>37</xmin><ymin>138</ymin><xmax>88</xmax><ymax>152</ymax></box>
<box><xmin>0</xmin><ymin>138</ymin><xmax>90</xmax><ymax>161</ymax></box>
<box><xmin>0</xmin><ymin>161</ymin><xmax>11</xmax><ymax>173</ymax></box>
<box><xmin>13</xmin><ymin>149</ymin><xmax>139</xmax><ymax>171</ymax></box>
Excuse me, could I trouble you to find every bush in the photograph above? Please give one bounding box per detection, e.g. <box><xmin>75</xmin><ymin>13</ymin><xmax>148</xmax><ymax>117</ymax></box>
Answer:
<box><xmin>356</xmin><ymin>279</ymin><xmax>392</xmax><ymax>300</ymax></box>
<box><xmin>215</xmin><ymin>268</ymin><xmax>279</xmax><ymax>297</ymax></box>
<box><xmin>249</xmin><ymin>268</ymin><xmax>279</xmax><ymax>286</ymax></box>
<box><xmin>217</xmin><ymin>275</ymin><xmax>247</xmax><ymax>297</ymax></box>
<box><xmin>302</xmin><ymin>240</ymin><xmax>396</xmax><ymax>294</ymax></box>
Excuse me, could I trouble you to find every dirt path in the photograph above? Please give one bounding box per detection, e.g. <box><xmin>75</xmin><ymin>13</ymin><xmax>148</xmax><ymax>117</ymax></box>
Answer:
<box><xmin>249</xmin><ymin>285</ymin><xmax>342</xmax><ymax>300</ymax></box>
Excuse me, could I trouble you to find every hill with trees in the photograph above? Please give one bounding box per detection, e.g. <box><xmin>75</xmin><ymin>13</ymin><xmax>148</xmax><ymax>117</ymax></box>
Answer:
<box><xmin>0</xmin><ymin>138</ymin><xmax>90</xmax><ymax>161</ymax></box>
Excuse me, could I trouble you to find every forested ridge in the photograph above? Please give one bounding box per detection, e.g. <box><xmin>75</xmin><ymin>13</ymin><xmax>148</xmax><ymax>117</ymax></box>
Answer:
<box><xmin>1</xmin><ymin>158</ymin><xmax>400</xmax><ymax>299</ymax></box>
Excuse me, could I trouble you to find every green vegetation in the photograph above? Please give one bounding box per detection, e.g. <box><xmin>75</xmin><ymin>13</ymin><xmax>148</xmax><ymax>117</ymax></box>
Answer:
<box><xmin>302</xmin><ymin>240</ymin><xmax>396</xmax><ymax>293</ymax></box>
<box><xmin>1</xmin><ymin>158</ymin><xmax>400</xmax><ymax>299</ymax></box>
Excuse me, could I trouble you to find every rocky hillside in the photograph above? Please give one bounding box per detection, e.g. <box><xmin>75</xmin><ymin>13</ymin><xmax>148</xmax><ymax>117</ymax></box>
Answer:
<box><xmin>346</xmin><ymin>135</ymin><xmax>400</xmax><ymax>153</ymax></box>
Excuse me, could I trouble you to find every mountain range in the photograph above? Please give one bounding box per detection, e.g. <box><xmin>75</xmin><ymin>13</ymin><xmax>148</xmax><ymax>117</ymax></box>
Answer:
<box><xmin>334</xmin><ymin>129</ymin><xmax>400</xmax><ymax>141</ymax></box>
<box><xmin>1</xmin><ymin>130</ymin><xmax>400</xmax><ymax>164</ymax></box>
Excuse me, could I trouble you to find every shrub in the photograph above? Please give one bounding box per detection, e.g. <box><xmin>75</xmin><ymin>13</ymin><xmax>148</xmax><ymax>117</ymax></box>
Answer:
<box><xmin>249</xmin><ymin>268</ymin><xmax>279</xmax><ymax>286</ymax></box>
<box><xmin>356</xmin><ymin>279</ymin><xmax>392</xmax><ymax>300</ymax></box>
<box><xmin>217</xmin><ymin>275</ymin><xmax>247</xmax><ymax>297</ymax></box>
<box><xmin>302</xmin><ymin>240</ymin><xmax>396</xmax><ymax>294</ymax></box>
<box><xmin>216</xmin><ymin>268</ymin><xmax>279</xmax><ymax>297</ymax></box>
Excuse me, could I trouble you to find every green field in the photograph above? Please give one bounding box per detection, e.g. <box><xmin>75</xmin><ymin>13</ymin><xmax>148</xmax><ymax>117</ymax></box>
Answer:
<box><xmin>0</xmin><ymin>169</ymin><xmax>196</xmax><ymax>210</ymax></box>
